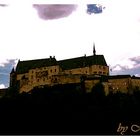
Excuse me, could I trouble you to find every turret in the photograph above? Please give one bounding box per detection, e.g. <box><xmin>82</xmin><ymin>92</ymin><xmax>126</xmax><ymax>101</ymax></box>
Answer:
<box><xmin>10</xmin><ymin>68</ymin><xmax>15</xmax><ymax>74</ymax></box>
<box><xmin>10</xmin><ymin>67</ymin><xmax>16</xmax><ymax>87</ymax></box>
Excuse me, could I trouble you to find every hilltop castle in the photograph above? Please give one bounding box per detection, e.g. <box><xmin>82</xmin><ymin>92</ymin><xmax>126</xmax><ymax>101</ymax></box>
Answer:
<box><xmin>10</xmin><ymin>46</ymin><xmax>140</xmax><ymax>95</ymax></box>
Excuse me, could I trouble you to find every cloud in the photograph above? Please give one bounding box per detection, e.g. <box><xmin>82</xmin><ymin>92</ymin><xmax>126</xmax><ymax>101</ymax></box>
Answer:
<box><xmin>111</xmin><ymin>64</ymin><xmax>126</xmax><ymax>71</ymax></box>
<box><xmin>0</xmin><ymin>59</ymin><xmax>17</xmax><ymax>68</ymax></box>
<box><xmin>87</xmin><ymin>4</ymin><xmax>105</xmax><ymax>14</ymax></box>
<box><xmin>110</xmin><ymin>56</ymin><xmax>140</xmax><ymax>76</ymax></box>
<box><xmin>129</xmin><ymin>56</ymin><xmax>140</xmax><ymax>67</ymax></box>
<box><xmin>0</xmin><ymin>84</ymin><xmax>6</xmax><ymax>89</ymax></box>
<box><xmin>33</xmin><ymin>4</ymin><xmax>77</xmax><ymax>20</ymax></box>
<box><xmin>0</xmin><ymin>59</ymin><xmax>17</xmax><ymax>88</ymax></box>
<box><xmin>0</xmin><ymin>4</ymin><xmax>8</xmax><ymax>7</ymax></box>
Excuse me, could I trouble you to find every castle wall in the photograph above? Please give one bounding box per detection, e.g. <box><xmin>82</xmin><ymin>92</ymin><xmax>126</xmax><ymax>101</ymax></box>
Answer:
<box><xmin>84</xmin><ymin>79</ymin><xmax>100</xmax><ymax>93</ymax></box>
<box><xmin>108</xmin><ymin>78</ymin><xmax>131</xmax><ymax>94</ymax></box>
<box><xmin>52</xmin><ymin>74</ymin><xmax>81</xmax><ymax>85</ymax></box>
<box><xmin>83</xmin><ymin>76</ymin><xmax>136</xmax><ymax>95</ymax></box>
<box><xmin>14</xmin><ymin>63</ymin><xmax>140</xmax><ymax>95</ymax></box>
<box><xmin>131</xmin><ymin>78</ymin><xmax>140</xmax><ymax>91</ymax></box>
<box><xmin>84</xmin><ymin>79</ymin><xmax>109</xmax><ymax>96</ymax></box>
<box><xmin>19</xmin><ymin>74</ymin><xmax>82</xmax><ymax>93</ymax></box>
<box><xmin>64</xmin><ymin>67</ymin><xmax>90</xmax><ymax>75</ymax></box>
<box><xmin>63</xmin><ymin>65</ymin><xmax>109</xmax><ymax>76</ymax></box>
<box><xmin>102</xmin><ymin>82</ymin><xmax>109</xmax><ymax>96</ymax></box>
<box><xmin>91</xmin><ymin>65</ymin><xmax>109</xmax><ymax>75</ymax></box>
<box><xmin>15</xmin><ymin>63</ymin><xmax>111</xmax><ymax>94</ymax></box>
<box><xmin>17</xmin><ymin>65</ymin><xmax>60</xmax><ymax>93</ymax></box>
<box><xmin>28</xmin><ymin>65</ymin><xmax>60</xmax><ymax>85</ymax></box>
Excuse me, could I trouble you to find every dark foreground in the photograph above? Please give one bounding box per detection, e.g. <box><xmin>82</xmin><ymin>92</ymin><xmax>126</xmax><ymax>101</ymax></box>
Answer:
<box><xmin>0</xmin><ymin>85</ymin><xmax>140</xmax><ymax>135</ymax></box>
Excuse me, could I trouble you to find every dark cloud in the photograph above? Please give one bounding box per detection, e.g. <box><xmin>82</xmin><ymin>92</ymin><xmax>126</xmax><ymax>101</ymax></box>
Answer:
<box><xmin>0</xmin><ymin>59</ymin><xmax>17</xmax><ymax>88</ymax></box>
<box><xmin>129</xmin><ymin>56</ymin><xmax>140</xmax><ymax>66</ymax></box>
<box><xmin>0</xmin><ymin>4</ymin><xmax>8</xmax><ymax>7</ymax></box>
<box><xmin>87</xmin><ymin>4</ymin><xmax>105</xmax><ymax>14</ymax></box>
<box><xmin>33</xmin><ymin>4</ymin><xmax>77</xmax><ymax>20</ymax></box>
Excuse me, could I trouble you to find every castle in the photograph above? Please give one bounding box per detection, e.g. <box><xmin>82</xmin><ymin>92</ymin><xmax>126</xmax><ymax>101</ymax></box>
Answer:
<box><xmin>10</xmin><ymin>46</ymin><xmax>140</xmax><ymax>95</ymax></box>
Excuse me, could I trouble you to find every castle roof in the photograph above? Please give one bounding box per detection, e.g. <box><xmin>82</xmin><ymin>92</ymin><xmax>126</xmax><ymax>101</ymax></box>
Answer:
<box><xmin>58</xmin><ymin>55</ymin><xmax>107</xmax><ymax>70</ymax></box>
<box><xmin>16</xmin><ymin>57</ymin><xmax>57</xmax><ymax>74</ymax></box>
<box><xmin>108</xmin><ymin>75</ymin><xmax>131</xmax><ymax>79</ymax></box>
<box><xmin>15</xmin><ymin>55</ymin><xmax>107</xmax><ymax>74</ymax></box>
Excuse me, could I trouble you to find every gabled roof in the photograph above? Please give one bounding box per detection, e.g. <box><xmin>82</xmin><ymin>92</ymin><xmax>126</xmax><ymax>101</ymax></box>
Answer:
<box><xmin>108</xmin><ymin>75</ymin><xmax>131</xmax><ymax>79</ymax></box>
<box><xmin>15</xmin><ymin>55</ymin><xmax>108</xmax><ymax>74</ymax></box>
<box><xmin>16</xmin><ymin>57</ymin><xmax>57</xmax><ymax>74</ymax></box>
<box><xmin>58</xmin><ymin>55</ymin><xmax>107</xmax><ymax>70</ymax></box>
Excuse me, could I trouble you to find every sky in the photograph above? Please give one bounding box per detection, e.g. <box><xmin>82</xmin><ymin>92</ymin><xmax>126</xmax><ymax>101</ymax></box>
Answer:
<box><xmin>1</xmin><ymin>0</ymin><xmax>140</xmax><ymax>88</ymax></box>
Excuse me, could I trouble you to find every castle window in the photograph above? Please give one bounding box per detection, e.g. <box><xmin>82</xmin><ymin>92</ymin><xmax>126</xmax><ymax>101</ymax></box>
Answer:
<box><xmin>103</xmin><ymin>66</ymin><xmax>106</xmax><ymax>70</ymax></box>
<box><xmin>54</xmin><ymin>78</ymin><xmax>57</xmax><ymax>83</ymax></box>
<box><xmin>50</xmin><ymin>69</ymin><xmax>52</xmax><ymax>73</ymax></box>
<box><xmin>103</xmin><ymin>72</ymin><xmax>105</xmax><ymax>75</ymax></box>
<box><xmin>99</xmin><ymin>71</ymin><xmax>102</xmax><ymax>74</ymax></box>
<box><xmin>21</xmin><ymin>75</ymin><xmax>26</xmax><ymax>80</ymax></box>
<box><xmin>55</xmin><ymin>69</ymin><xmax>56</xmax><ymax>72</ymax></box>
<box><xmin>31</xmin><ymin>75</ymin><xmax>33</xmax><ymax>79</ymax></box>
<box><xmin>43</xmin><ymin>78</ymin><xmax>45</xmax><ymax>82</ymax></box>
<box><xmin>99</xmin><ymin>66</ymin><xmax>101</xmax><ymax>69</ymax></box>
<box><xmin>37</xmin><ymin>79</ymin><xmax>39</xmax><ymax>82</ymax></box>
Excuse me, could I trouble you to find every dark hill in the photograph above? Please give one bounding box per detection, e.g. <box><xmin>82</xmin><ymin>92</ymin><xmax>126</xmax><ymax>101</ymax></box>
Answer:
<box><xmin>0</xmin><ymin>84</ymin><xmax>140</xmax><ymax>135</ymax></box>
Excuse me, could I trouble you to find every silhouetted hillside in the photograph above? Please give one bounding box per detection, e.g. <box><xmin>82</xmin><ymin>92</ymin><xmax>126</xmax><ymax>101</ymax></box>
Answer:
<box><xmin>0</xmin><ymin>83</ymin><xmax>140</xmax><ymax>135</ymax></box>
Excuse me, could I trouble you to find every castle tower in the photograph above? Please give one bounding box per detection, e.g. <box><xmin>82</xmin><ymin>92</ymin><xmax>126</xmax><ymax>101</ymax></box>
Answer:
<box><xmin>10</xmin><ymin>67</ymin><xmax>16</xmax><ymax>87</ymax></box>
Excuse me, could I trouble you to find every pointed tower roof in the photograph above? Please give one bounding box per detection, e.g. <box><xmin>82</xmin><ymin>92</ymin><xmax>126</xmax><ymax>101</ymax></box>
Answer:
<box><xmin>10</xmin><ymin>67</ymin><xmax>15</xmax><ymax>74</ymax></box>
<box><xmin>93</xmin><ymin>43</ymin><xmax>96</xmax><ymax>55</ymax></box>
